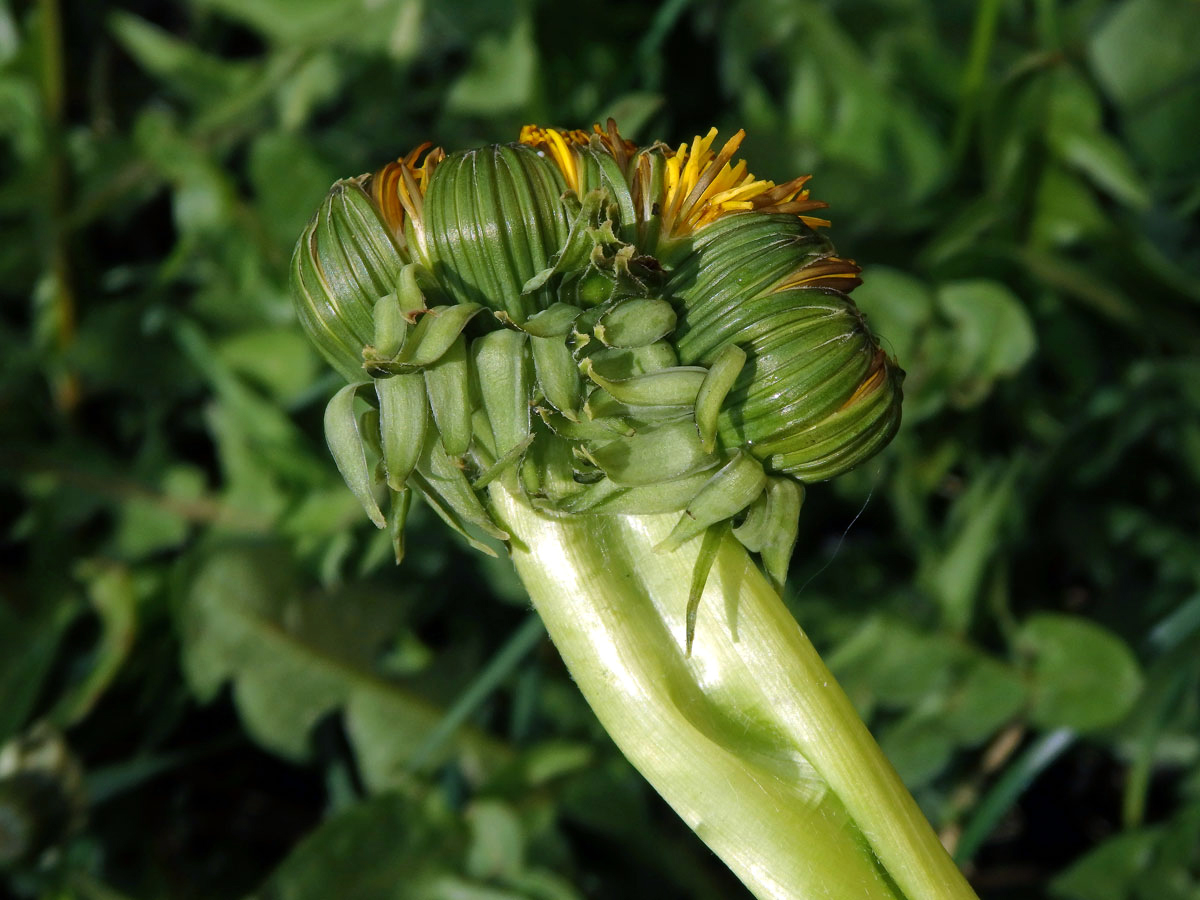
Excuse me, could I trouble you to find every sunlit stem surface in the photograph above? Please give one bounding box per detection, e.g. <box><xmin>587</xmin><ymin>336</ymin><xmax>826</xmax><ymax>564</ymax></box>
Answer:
<box><xmin>490</xmin><ymin>480</ymin><xmax>979</xmax><ymax>900</ymax></box>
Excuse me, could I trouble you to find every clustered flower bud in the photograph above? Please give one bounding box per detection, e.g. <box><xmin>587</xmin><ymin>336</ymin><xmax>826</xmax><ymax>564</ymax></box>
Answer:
<box><xmin>292</xmin><ymin>121</ymin><xmax>903</xmax><ymax>624</ymax></box>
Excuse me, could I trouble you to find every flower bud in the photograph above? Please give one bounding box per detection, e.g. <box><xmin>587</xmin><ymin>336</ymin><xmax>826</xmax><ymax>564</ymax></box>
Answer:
<box><xmin>291</xmin><ymin>178</ymin><xmax>408</xmax><ymax>381</ymax></box>
<box><xmin>291</xmin><ymin>121</ymin><xmax>904</xmax><ymax>592</ymax></box>
<box><xmin>422</xmin><ymin>144</ymin><xmax>571</xmax><ymax>323</ymax></box>
<box><xmin>667</xmin><ymin>213</ymin><xmax>902</xmax><ymax>481</ymax></box>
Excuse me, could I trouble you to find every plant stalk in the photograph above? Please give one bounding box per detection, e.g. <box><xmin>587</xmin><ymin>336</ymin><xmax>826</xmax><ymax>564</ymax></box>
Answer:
<box><xmin>489</xmin><ymin>480</ymin><xmax>979</xmax><ymax>900</ymax></box>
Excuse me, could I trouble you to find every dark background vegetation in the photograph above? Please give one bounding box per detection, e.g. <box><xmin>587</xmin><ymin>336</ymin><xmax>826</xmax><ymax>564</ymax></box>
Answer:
<box><xmin>2</xmin><ymin>0</ymin><xmax>1199</xmax><ymax>897</ymax></box>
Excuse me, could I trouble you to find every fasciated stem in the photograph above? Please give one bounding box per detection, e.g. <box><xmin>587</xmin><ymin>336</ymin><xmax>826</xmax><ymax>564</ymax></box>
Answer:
<box><xmin>489</xmin><ymin>479</ymin><xmax>978</xmax><ymax>900</ymax></box>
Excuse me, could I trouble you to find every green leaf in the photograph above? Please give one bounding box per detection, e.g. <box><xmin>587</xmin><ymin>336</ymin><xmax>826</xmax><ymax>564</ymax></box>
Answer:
<box><xmin>111</xmin><ymin>465</ymin><xmax>208</xmax><ymax>560</ymax></box>
<box><xmin>445</xmin><ymin>17</ymin><xmax>537</xmax><ymax>115</ymax></box>
<box><xmin>51</xmin><ymin>562</ymin><xmax>140</xmax><ymax>726</ymax></box>
<box><xmin>880</xmin><ymin>714</ymin><xmax>955</xmax><ymax>789</ymax></box>
<box><xmin>922</xmin><ymin>460</ymin><xmax>1021</xmax><ymax>634</ymax></box>
<box><xmin>941</xmin><ymin>657</ymin><xmax>1027</xmax><ymax>744</ymax></box>
<box><xmin>465</xmin><ymin>800</ymin><xmax>525</xmax><ymax>882</ymax></box>
<box><xmin>248</xmin><ymin>133</ymin><xmax>339</xmax><ymax>252</ymax></box>
<box><xmin>827</xmin><ymin>616</ymin><xmax>961</xmax><ymax>711</ymax></box>
<box><xmin>179</xmin><ymin>545</ymin><xmax>506</xmax><ymax>783</ymax></box>
<box><xmin>250</xmin><ymin>793</ymin><xmax>466</xmax><ymax>900</ymax></box>
<box><xmin>1088</xmin><ymin>0</ymin><xmax>1200</xmax><ymax>178</ymax></box>
<box><xmin>935</xmin><ymin>280</ymin><xmax>1037</xmax><ymax>408</ymax></box>
<box><xmin>880</xmin><ymin>655</ymin><xmax>1028</xmax><ymax>788</ymax></box>
<box><xmin>0</xmin><ymin>74</ymin><xmax>42</xmax><ymax>162</ymax></box>
<box><xmin>852</xmin><ymin>267</ymin><xmax>947</xmax><ymax>421</ymax></box>
<box><xmin>1031</xmin><ymin>165</ymin><xmax>1112</xmax><ymax>248</ymax></box>
<box><xmin>0</xmin><ymin>597</ymin><xmax>79</xmax><ymax>743</ymax></box>
<box><xmin>275</xmin><ymin>52</ymin><xmax>343</xmax><ymax>131</ymax></box>
<box><xmin>0</xmin><ymin>3</ymin><xmax>18</xmax><ymax>65</ymax></box>
<box><xmin>724</xmin><ymin>4</ymin><xmax>948</xmax><ymax>213</ymax></box>
<box><xmin>132</xmin><ymin>108</ymin><xmax>238</xmax><ymax>235</ymax></box>
<box><xmin>109</xmin><ymin>12</ymin><xmax>257</xmax><ymax>106</ymax></box>
<box><xmin>1043</xmin><ymin>69</ymin><xmax>1149</xmax><ymax>210</ymax></box>
<box><xmin>1016</xmin><ymin>248</ymin><xmax>1140</xmax><ymax>325</ymax></box>
<box><xmin>1050</xmin><ymin>827</ymin><xmax>1160</xmax><ymax>900</ymax></box>
<box><xmin>197</xmin><ymin>0</ymin><xmax>426</xmax><ymax>59</ymax></box>
<box><xmin>1089</xmin><ymin>0</ymin><xmax>1200</xmax><ymax>108</ymax></box>
<box><xmin>217</xmin><ymin>329</ymin><xmax>322</xmax><ymax>406</ymax></box>
<box><xmin>1018</xmin><ymin>613</ymin><xmax>1143</xmax><ymax>732</ymax></box>
<box><xmin>254</xmin><ymin>791</ymin><xmax>581</xmax><ymax>900</ymax></box>
<box><xmin>1056</xmin><ymin>130</ymin><xmax>1150</xmax><ymax>211</ymax></box>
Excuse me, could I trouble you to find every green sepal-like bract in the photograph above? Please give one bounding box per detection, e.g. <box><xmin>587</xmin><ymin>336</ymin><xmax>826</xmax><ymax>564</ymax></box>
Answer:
<box><xmin>694</xmin><ymin>343</ymin><xmax>746</xmax><ymax>454</ymax></box>
<box><xmin>324</xmin><ymin>382</ymin><xmax>387</xmax><ymax>528</ymax></box>
<box><xmin>581</xmin><ymin>360</ymin><xmax>707</xmax><ymax>408</ymax></box>
<box><xmin>387</xmin><ymin>486</ymin><xmax>412</xmax><ymax>564</ymax></box>
<box><xmin>371</xmin><ymin>293</ymin><xmax>406</xmax><ymax>360</ymax></box>
<box><xmin>530</xmin><ymin>334</ymin><xmax>583</xmax><ymax>417</ymax></box>
<box><xmin>416</xmin><ymin>433</ymin><xmax>508</xmax><ymax>549</ymax></box>
<box><xmin>581</xmin><ymin>420</ymin><xmax>718</xmax><ymax>487</ymax></box>
<box><xmin>366</xmin><ymin>303</ymin><xmax>484</xmax><ymax>375</ymax></box>
<box><xmin>473</xmin><ymin>330</ymin><xmax>532</xmax><ymax>460</ymax></box>
<box><xmin>424</xmin><ymin>336</ymin><xmax>473</xmax><ymax>457</ymax></box>
<box><xmin>376</xmin><ymin>373</ymin><xmax>427</xmax><ymax>491</ymax></box>
<box><xmin>659</xmin><ymin>452</ymin><xmax>767</xmax><ymax>552</ymax></box>
<box><xmin>593</xmin><ymin>296</ymin><xmax>677</xmax><ymax>348</ymax></box>
<box><xmin>734</xmin><ymin>477</ymin><xmax>805</xmax><ymax>590</ymax></box>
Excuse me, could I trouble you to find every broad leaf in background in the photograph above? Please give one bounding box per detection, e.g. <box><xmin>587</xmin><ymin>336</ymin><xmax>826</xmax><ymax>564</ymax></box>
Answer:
<box><xmin>854</xmin><ymin>273</ymin><xmax>1036</xmax><ymax>421</ymax></box>
<box><xmin>253</xmin><ymin>793</ymin><xmax>583</xmax><ymax>900</ymax></box>
<box><xmin>1052</xmin><ymin>803</ymin><xmax>1200</xmax><ymax>900</ymax></box>
<box><xmin>1017</xmin><ymin>613</ymin><xmax>1143</xmax><ymax>733</ymax></box>
<box><xmin>197</xmin><ymin>0</ymin><xmax>426</xmax><ymax>58</ymax></box>
<box><xmin>1089</xmin><ymin>0</ymin><xmax>1200</xmax><ymax>183</ymax></box>
<box><xmin>180</xmin><ymin>544</ymin><xmax>507</xmax><ymax>788</ymax></box>
<box><xmin>828</xmin><ymin>616</ymin><xmax>1026</xmax><ymax>788</ymax></box>
<box><xmin>251</xmin><ymin>793</ymin><xmax>471</xmax><ymax>900</ymax></box>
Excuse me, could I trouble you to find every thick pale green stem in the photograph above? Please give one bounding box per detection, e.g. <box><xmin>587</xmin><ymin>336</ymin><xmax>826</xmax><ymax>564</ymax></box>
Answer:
<box><xmin>489</xmin><ymin>480</ymin><xmax>978</xmax><ymax>900</ymax></box>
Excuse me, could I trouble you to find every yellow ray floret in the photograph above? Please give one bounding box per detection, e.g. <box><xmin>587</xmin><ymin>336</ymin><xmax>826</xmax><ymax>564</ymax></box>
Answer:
<box><xmin>519</xmin><ymin>120</ymin><xmax>638</xmax><ymax>194</ymax></box>
<box><xmin>521</xmin><ymin>123</ymin><xmax>831</xmax><ymax>242</ymax></box>
<box><xmin>371</xmin><ymin>142</ymin><xmax>445</xmax><ymax>259</ymax></box>
<box><xmin>519</xmin><ymin>125</ymin><xmax>588</xmax><ymax>194</ymax></box>
<box><xmin>647</xmin><ymin>128</ymin><xmax>832</xmax><ymax>239</ymax></box>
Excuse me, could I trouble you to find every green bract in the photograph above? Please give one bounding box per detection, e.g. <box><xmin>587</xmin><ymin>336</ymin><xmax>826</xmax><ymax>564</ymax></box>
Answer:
<box><xmin>291</xmin><ymin>122</ymin><xmax>904</xmax><ymax>628</ymax></box>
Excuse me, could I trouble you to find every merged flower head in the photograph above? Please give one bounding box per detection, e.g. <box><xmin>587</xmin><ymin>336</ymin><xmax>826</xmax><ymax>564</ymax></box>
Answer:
<box><xmin>292</xmin><ymin>121</ymin><xmax>903</xmax><ymax>608</ymax></box>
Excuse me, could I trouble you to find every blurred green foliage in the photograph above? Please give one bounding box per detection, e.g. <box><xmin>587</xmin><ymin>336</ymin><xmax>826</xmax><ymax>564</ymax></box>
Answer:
<box><xmin>1</xmin><ymin>0</ymin><xmax>1198</xmax><ymax>897</ymax></box>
